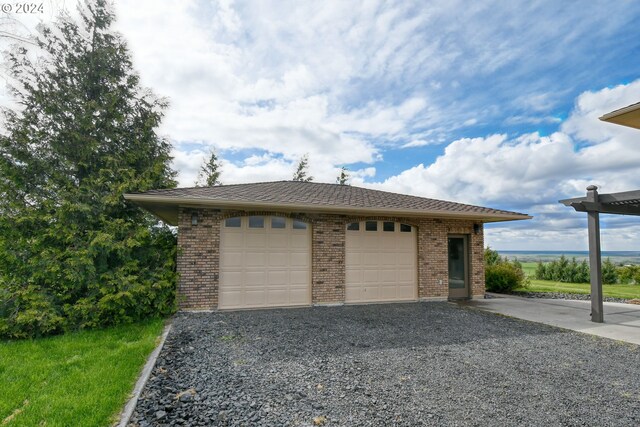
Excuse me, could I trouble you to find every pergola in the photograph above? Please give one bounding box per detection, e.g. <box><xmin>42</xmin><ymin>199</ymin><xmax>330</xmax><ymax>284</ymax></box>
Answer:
<box><xmin>559</xmin><ymin>101</ymin><xmax>640</xmax><ymax>323</ymax></box>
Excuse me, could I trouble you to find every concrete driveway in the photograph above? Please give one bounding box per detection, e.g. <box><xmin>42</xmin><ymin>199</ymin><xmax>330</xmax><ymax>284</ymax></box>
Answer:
<box><xmin>460</xmin><ymin>294</ymin><xmax>640</xmax><ymax>345</ymax></box>
<box><xmin>131</xmin><ymin>302</ymin><xmax>640</xmax><ymax>426</ymax></box>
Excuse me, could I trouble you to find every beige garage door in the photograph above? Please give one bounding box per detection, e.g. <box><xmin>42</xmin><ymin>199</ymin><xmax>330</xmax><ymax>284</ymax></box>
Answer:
<box><xmin>219</xmin><ymin>216</ymin><xmax>311</xmax><ymax>309</ymax></box>
<box><xmin>345</xmin><ymin>220</ymin><xmax>417</xmax><ymax>303</ymax></box>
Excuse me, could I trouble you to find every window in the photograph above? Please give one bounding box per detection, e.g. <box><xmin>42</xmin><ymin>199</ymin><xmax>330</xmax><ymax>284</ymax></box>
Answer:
<box><xmin>365</xmin><ymin>221</ymin><xmax>377</xmax><ymax>231</ymax></box>
<box><xmin>271</xmin><ymin>217</ymin><xmax>286</xmax><ymax>229</ymax></box>
<box><xmin>225</xmin><ymin>217</ymin><xmax>241</xmax><ymax>227</ymax></box>
<box><xmin>400</xmin><ymin>224</ymin><xmax>412</xmax><ymax>232</ymax></box>
<box><xmin>248</xmin><ymin>216</ymin><xmax>264</xmax><ymax>228</ymax></box>
<box><xmin>383</xmin><ymin>222</ymin><xmax>395</xmax><ymax>232</ymax></box>
<box><xmin>292</xmin><ymin>219</ymin><xmax>307</xmax><ymax>230</ymax></box>
<box><xmin>347</xmin><ymin>222</ymin><xmax>359</xmax><ymax>231</ymax></box>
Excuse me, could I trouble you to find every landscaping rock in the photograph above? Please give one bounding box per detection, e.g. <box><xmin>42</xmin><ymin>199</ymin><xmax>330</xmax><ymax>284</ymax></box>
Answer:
<box><xmin>130</xmin><ymin>303</ymin><xmax>640</xmax><ymax>426</ymax></box>
<box><xmin>508</xmin><ymin>291</ymin><xmax>630</xmax><ymax>304</ymax></box>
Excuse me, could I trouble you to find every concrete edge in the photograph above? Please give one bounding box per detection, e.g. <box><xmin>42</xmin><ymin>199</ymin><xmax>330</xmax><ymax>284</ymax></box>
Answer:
<box><xmin>115</xmin><ymin>322</ymin><xmax>172</xmax><ymax>427</ymax></box>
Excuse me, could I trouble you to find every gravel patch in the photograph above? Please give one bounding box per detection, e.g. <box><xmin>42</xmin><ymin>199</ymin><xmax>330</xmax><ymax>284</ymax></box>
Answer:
<box><xmin>507</xmin><ymin>291</ymin><xmax>631</xmax><ymax>304</ymax></box>
<box><xmin>130</xmin><ymin>303</ymin><xmax>640</xmax><ymax>426</ymax></box>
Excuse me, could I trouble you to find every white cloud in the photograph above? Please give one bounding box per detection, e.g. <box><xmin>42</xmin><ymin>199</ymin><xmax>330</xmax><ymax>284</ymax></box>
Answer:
<box><xmin>2</xmin><ymin>1</ymin><xmax>640</xmax><ymax>250</ymax></box>
<box><xmin>370</xmin><ymin>80</ymin><xmax>640</xmax><ymax>250</ymax></box>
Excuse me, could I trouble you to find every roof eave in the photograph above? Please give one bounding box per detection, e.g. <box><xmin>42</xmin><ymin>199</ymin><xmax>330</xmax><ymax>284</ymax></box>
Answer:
<box><xmin>599</xmin><ymin>102</ymin><xmax>640</xmax><ymax>130</ymax></box>
<box><xmin>125</xmin><ymin>194</ymin><xmax>532</xmax><ymax>226</ymax></box>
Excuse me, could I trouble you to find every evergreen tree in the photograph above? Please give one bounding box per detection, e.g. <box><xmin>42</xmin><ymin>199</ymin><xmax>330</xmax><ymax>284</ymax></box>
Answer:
<box><xmin>336</xmin><ymin>166</ymin><xmax>349</xmax><ymax>185</ymax></box>
<box><xmin>0</xmin><ymin>0</ymin><xmax>178</xmax><ymax>338</ymax></box>
<box><xmin>292</xmin><ymin>154</ymin><xmax>313</xmax><ymax>182</ymax></box>
<box><xmin>196</xmin><ymin>150</ymin><xmax>222</xmax><ymax>186</ymax></box>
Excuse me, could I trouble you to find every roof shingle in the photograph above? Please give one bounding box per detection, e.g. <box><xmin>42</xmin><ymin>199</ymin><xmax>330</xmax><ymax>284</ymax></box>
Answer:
<box><xmin>125</xmin><ymin>181</ymin><xmax>530</xmax><ymax>224</ymax></box>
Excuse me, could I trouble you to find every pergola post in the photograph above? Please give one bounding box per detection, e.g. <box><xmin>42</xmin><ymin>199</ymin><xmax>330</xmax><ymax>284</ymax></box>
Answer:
<box><xmin>586</xmin><ymin>185</ymin><xmax>604</xmax><ymax>323</ymax></box>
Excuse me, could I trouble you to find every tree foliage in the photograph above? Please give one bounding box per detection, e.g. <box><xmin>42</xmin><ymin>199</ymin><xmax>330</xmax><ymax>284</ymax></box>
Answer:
<box><xmin>292</xmin><ymin>154</ymin><xmax>313</xmax><ymax>182</ymax></box>
<box><xmin>0</xmin><ymin>0</ymin><xmax>178</xmax><ymax>338</ymax></box>
<box><xmin>336</xmin><ymin>166</ymin><xmax>349</xmax><ymax>185</ymax></box>
<box><xmin>196</xmin><ymin>150</ymin><xmax>222</xmax><ymax>186</ymax></box>
<box><xmin>534</xmin><ymin>256</ymin><xmax>620</xmax><ymax>284</ymax></box>
<box><xmin>484</xmin><ymin>247</ymin><xmax>527</xmax><ymax>292</ymax></box>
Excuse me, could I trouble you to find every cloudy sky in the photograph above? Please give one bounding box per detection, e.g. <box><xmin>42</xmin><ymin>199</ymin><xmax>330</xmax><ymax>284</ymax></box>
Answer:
<box><xmin>2</xmin><ymin>0</ymin><xmax>640</xmax><ymax>251</ymax></box>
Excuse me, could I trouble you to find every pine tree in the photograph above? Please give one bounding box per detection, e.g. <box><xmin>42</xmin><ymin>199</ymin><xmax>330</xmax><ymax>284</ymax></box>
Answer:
<box><xmin>292</xmin><ymin>154</ymin><xmax>313</xmax><ymax>182</ymax></box>
<box><xmin>0</xmin><ymin>0</ymin><xmax>178</xmax><ymax>338</ymax></box>
<box><xmin>336</xmin><ymin>166</ymin><xmax>349</xmax><ymax>185</ymax></box>
<box><xmin>196</xmin><ymin>150</ymin><xmax>222</xmax><ymax>186</ymax></box>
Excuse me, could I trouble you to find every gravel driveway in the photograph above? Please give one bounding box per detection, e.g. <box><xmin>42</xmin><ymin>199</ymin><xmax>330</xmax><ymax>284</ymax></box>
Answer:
<box><xmin>130</xmin><ymin>303</ymin><xmax>640</xmax><ymax>426</ymax></box>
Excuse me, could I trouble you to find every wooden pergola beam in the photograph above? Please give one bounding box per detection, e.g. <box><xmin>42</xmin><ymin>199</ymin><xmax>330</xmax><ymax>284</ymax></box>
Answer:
<box><xmin>568</xmin><ymin>201</ymin><xmax>640</xmax><ymax>216</ymax></box>
<box><xmin>586</xmin><ymin>186</ymin><xmax>604</xmax><ymax>323</ymax></box>
<box><xmin>560</xmin><ymin>186</ymin><xmax>640</xmax><ymax>323</ymax></box>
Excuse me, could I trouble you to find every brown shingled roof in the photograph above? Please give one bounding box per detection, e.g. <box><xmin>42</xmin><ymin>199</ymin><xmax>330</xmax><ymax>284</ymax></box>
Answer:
<box><xmin>125</xmin><ymin>181</ymin><xmax>531</xmax><ymax>225</ymax></box>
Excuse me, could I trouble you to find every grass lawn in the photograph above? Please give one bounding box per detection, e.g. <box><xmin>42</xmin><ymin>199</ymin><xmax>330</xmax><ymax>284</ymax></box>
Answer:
<box><xmin>0</xmin><ymin>319</ymin><xmax>164</xmax><ymax>426</ymax></box>
<box><xmin>518</xmin><ymin>262</ymin><xmax>640</xmax><ymax>299</ymax></box>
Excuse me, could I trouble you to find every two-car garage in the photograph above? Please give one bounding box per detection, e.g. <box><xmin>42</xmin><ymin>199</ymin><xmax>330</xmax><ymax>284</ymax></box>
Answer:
<box><xmin>219</xmin><ymin>216</ymin><xmax>417</xmax><ymax>309</ymax></box>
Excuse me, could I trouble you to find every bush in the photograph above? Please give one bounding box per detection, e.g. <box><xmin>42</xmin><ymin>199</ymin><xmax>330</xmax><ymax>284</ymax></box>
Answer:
<box><xmin>602</xmin><ymin>258</ymin><xmax>618</xmax><ymax>284</ymax></box>
<box><xmin>484</xmin><ymin>247</ymin><xmax>527</xmax><ymax>292</ymax></box>
<box><xmin>486</xmin><ymin>262</ymin><xmax>527</xmax><ymax>292</ymax></box>
<box><xmin>618</xmin><ymin>265</ymin><xmax>640</xmax><ymax>284</ymax></box>
<box><xmin>532</xmin><ymin>256</ymin><xmax>624</xmax><ymax>285</ymax></box>
<box><xmin>484</xmin><ymin>247</ymin><xmax>502</xmax><ymax>266</ymax></box>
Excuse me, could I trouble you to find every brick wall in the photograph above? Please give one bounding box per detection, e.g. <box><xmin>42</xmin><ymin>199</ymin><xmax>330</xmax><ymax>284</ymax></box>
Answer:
<box><xmin>416</xmin><ymin>219</ymin><xmax>484</xmax><ymax>299</ymax></box>
<box><xmin>176</xmin><ymin>208</ymin><xmax>485</xmax><ymax>309</ymax></box>
<box><xmin>176</xmin><ymin>207</ymin><xmax>221</xmax><ymax>309</ymax></box>
<box><xmin>311</xmin><ymin>215</ymin><xmax>346</xmax><ymax>304</ymax></box>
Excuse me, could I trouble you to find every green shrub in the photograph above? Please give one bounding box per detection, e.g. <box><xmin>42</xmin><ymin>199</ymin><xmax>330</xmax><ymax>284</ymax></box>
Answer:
<box><xmin>535</xmin><ymin>261</ymin><xmax>547</xmax><ymax>280</ymax></box>
<box><xmin>484</xmin><ymin>247</ymin><xmax>502</xmax><ymax>266</ymax></box>
<box><xmin>486</xmin><ymin>262</ymin><xmax>527</xmax><ymax>292</ymax></box>
<box><xmin>602</xmin><ymin>258</ymin><xmax>618</xmax><ymax>284</ymax></box>
<box><xmin>484</xmin><ymin>247</ymin><xmax>527</xmax><ymax>292</ymax></box>
<box><xmin>532</xmin><ymin>256</ymin><xmax>625</xmax><ymax>285</ymax></box>
<box><xmin>618</xmin><ymin>265</ymin><xmax>640</xmax><ymax>284</ymax></box>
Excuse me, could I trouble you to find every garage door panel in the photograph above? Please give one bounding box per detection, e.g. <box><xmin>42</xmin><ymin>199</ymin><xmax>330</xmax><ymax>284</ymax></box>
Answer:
<box><xmin>362</xmin><ymin>254</ymin><xmax>380</xmax><ymax>267</ymax></box>
<box><xmin>346</xmin><ymin>221</ymin><xmax>417</xmax><ymax>303</ymax></box>
<box><xmin>290</xmin><ymin>252</ymin><xmax>310</xmax><ymax>267</ymax></box>
<box><xmin>396</xmin><ymin>269</ymin><xmax>414</xmax><ymax>282</ymax></box>
<box><xmin>269</xmin><ymin>234</ymin><xmax>288</xmax><ymax>249</ymax></box>
<box><xmin>221</xmin><ymin>252</ymin><xmax>243</xmax><ymax>267</ymax></box>
<box><xmin>267</xmin><ymin>269</ymin><xmax>288</xmax><ymax>285</ymax></box>
<box><xmin>245</xmin><ymin>234</ymin><xmax>266</xmax><ymax>248</ymax></box>
<box><xmin>379</xmin><ymin>286</ymin><xmax>398</xmax><ymax>300</ymax></box>
<box><xmin>289</xmin><ymin>269</ymin><xmax>309</xmax><ymax>285</ymax></box>
<box><xmin>346</xmin><ymin>269</ymin><xmax>362</xmax><ymax>284</ymax></box>
<box><xmin>245</xmin><ymin>271</ymin><xmax>266</xmax><ymax>286</ymax></box>
<box><xmin>244</xmin><ymin>289</ymin><xmax>267</xmax><ymax>307</ymax></box>
<box><xmin>224</xmin><ymin>233</ymin><xmax>244</xmax><ymax>246</ymax></box>
<box><xmin>267</xmin><ymin>252</ymin><xmax>288</xmax><ymax>267</ymax></box>
<box><xmin>379</xmin><ymin>269</ymin><xmax>397</xmax><ymax>282</ymax></box>
<box><xmin>345</xmin><ymin>252</ymin><xmax>361</xmax><ymax>265</ymax></box>
<box><xmin>290</xmin><ymin>234</ymin><xmax>309</xmax><ymax>248</ymax></box>
<box><xmin>345</xmin><ymin>286</ymin><xmax>361</xmax><ymax>302</ymax></box>
<box><xmin>219</xmin><ymin>290</ymin><xmax>243</xmax><ymax>308</ymax></box>
<box><xmin>220</xmin><ymin>216</ymin><xmax>311</xmax><ymax>309</ymax></box>
<box><xmin>287</xmin><ymin>288</ymin><xmax>309</xmax><ymax>304</ymax></box>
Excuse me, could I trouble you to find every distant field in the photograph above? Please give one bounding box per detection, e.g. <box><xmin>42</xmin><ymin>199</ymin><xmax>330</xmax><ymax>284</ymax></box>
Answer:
<box><xmin>517</xmin><ymin>262</ymin><xmax>640</xmax><ymax>299</ymax></box>
<box><xmin>521</xmin><ymin>262</ymin><xmax>537</xmax><ymax>277</ymax></box>
<box><xmin>499</xmin><ymin>250</ymin><xmax>640</xmax><ymax>265</ymax></box>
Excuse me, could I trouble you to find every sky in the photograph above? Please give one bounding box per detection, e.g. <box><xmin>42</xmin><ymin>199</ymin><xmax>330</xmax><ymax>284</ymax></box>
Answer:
<box><xmin>1</xmin><ymin>0</ymin><xmax>640</xmax><ymax>251</ymax></box>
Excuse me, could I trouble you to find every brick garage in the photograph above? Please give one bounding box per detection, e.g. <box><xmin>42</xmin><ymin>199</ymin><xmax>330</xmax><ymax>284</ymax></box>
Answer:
<box><xmin>125</xmin><ymin>181</ymin><xmax>529</xmax><ymax>310</ymax></box>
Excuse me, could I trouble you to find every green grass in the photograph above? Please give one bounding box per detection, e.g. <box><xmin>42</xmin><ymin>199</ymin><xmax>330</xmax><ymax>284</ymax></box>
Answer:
<box><xmin>521</xmin><ymin>262</ymin><xmax>538</xmax><ymax>277</ymax></box>
<box><xmin>517</xmin><ymin>262</ymin><xmax>640</xmax><ymax>299</ymax></box>
<box><xmin>0</xmin><ymin>319</ymin><xmax>164</xmax><ymax>427</ymax></box>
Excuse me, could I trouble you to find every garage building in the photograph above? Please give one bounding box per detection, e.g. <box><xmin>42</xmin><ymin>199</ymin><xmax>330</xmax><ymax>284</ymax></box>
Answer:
<box><xmin>125</xmin><ymin>181</ymin><xmax>529</xmax><ymax>309</ymax></box>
